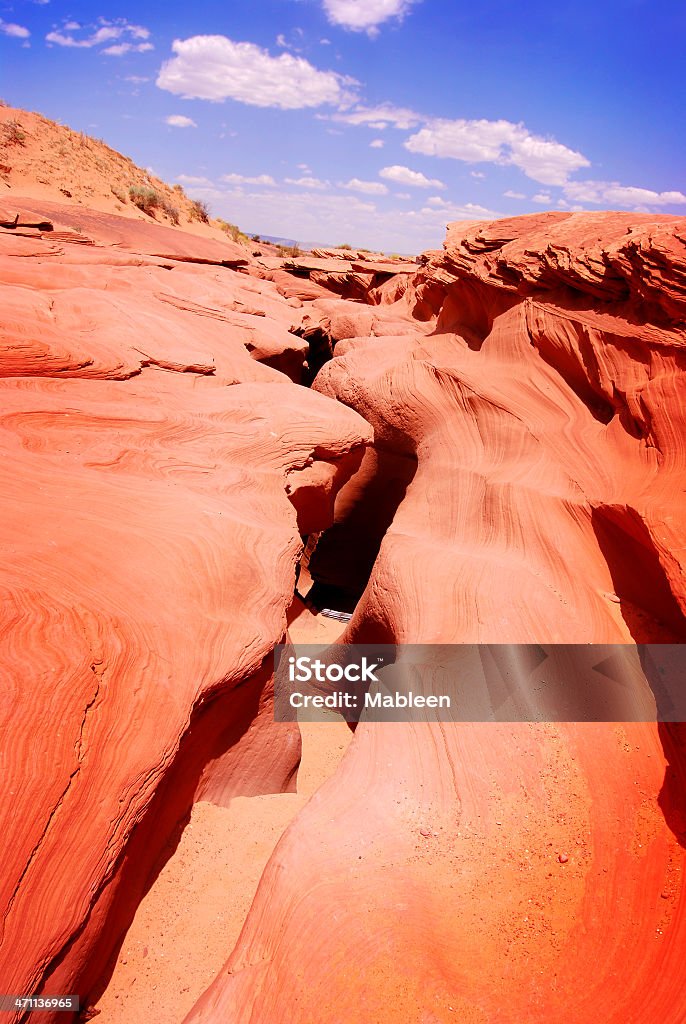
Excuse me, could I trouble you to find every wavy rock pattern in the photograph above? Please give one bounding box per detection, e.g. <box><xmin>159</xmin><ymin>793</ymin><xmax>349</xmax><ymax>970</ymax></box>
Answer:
<box><xmin>188</xmin><ymin>214</ymin><xmax>686</xmax><ymax>1023</ymax></box>
<box><xmin>0</xmin><ymin>205</ymin><xmax>373</xmax><ymax>1019</ymax></box>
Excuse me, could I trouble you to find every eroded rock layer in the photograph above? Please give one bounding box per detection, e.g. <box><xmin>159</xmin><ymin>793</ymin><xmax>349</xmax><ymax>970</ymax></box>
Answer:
<box><xmin>0</xmin><ymin>202</ymin><xmax>378</xmax><ymax>1019</ymax></box>
<box><xmin>187</xmin><ymin>213</ymin><xmax>686</xmax><ymax>1024</ymax></box>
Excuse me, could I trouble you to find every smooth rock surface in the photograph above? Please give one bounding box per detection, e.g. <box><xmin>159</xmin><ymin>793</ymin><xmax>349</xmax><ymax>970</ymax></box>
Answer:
<box><xmin>187</xmin><ymin>213</ymin><xmax>686</xmax><ymax>1024</ymax></box>
<box><xmin>0</xmin><ymin>200</ymin><xmax>373</xmax><ymax>1019</ymax></box>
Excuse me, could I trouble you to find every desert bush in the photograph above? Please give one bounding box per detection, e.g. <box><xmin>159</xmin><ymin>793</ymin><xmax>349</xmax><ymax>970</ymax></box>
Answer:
<box><xmin>188</xmin><ymin>198</ymin><xmax>210</xmax><ymax>223</ymax></box>
<box><xmin>111</xmin><ymin>187</ymin><xmax>127</xmax><ymax>203</ymax></box>
<box><xmin>338</xmin><ymin>242</ymin><xmax>352</xmax><ymax>250</ymax></box>
<box><xmin>2</xmin><ymin>120</ymin><xmax>26</xmax><ymax>146</ymax></box>
<box><xmin>172</xmin><ymin>183</ymin><xmax>185</xmax><ymax>194</ymax></box>
<box><xmin>161</xmin><ymin>200</ymin><xmax>180</xmax><ymax>225</ymax></box>
<box><xmin>251</xmin><ymin>234</ymin><xmax>261</xmax><ymax>242</ymax></box>
<box><xmin>128</xmin><ymin>185</ymin><xmax>161</xmax><ymax>213</ymax></box>
<box><xmin>277</xmin><ymin>243</ymin><xmax>301</xmax><ymax>258</ymax></box>
<box><xmin>216</xmin><ymin>218</ymin><xmax>249</xmax><ymax>244</ymax></box>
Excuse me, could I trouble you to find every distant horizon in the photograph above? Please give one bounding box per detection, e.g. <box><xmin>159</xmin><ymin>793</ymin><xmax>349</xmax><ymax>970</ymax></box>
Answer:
<box><xmin>2</xmin><ymin>0</ymin><xmax>684</xmax><ymax>251</ymax></box>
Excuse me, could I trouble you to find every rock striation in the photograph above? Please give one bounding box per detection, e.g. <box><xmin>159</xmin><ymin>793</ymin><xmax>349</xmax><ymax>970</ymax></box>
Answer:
<box><xmin>187</xmin><ymin>213</ymin><xmax>686</xmax><ymax>1024</ymax></box>
<box><xmin>0</xmin><ymin>197</ymin><xmax>376</xmax><ymax>1020</ymax></box>
<box><xmin>3</xmin><ymin>116</ymin><xmax>686</xmax><ymax>1024</ymax></box>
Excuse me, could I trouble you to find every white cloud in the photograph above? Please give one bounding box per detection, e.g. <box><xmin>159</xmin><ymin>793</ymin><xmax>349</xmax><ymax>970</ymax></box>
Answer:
<box><xmin>222</xmin><ymin>172</ymin><xmax>277</xmax><ymax>186</ymax></box>
<box><xmin>341</xmin><ymin>178</ymin><xmax>389</xmax><ymax>195</ymax></box>
<box><xmin>177</xmin><ymin>174</ymin><xmax>213</xmax><ymax>186</ymax></box>
<box><xmin>276</xmin><ymin>33</ymin><xmax>288</xmax><ymax>47</ymax></box>
<box><xmin>503</xmin><ymin>189</ymin><xmax>526</xmax><ymax>199</ymax></box>
<box><xmin>165</xmin><ymin>114</ymin><xmax>197</xmax><ymax>128</ymax></box>
<box><xmin>470</xmin><ymin>170</ymin><xmax>485</xmax><ymax>179</ymax></box>
<box><xmin>103</xmin><ymin>42</ymin><xmax>153</xmax><ymax>56</ymax></box>
<box><xmin>157</xmin><ymin>35</ymin><xmax>357</xmax><ymax>109</ymax></box>
<box><xmin>322</xmin><ymin>0</ymin><xmax>420</xmax><ymax>33</ymax></box>
<box><xmin>380</xmin><ymin>164</ymin><xmax>445</xmax><ymax>189</ymax></box>
<box><xmin>330</xmin><ymin>103</ymin><xmax>421</xmax><ymax>129</ymax></box>
<box><xmin>508</xmin><ymin>133</ymin><xmax>589</xmax><ymax>186</ymax></box>
<box><xmin>532</xmin><ymin>192</ymin><xmax>552</xmax><ymax>204</ymax></box>
<box><xmin>418</xmin><ymin>200</ymin><xmax>497</xmax><ymax>222</ymax></box>
<box><xmin>563</xmin><ymin>179</ymin><xmax>686</xmax><ymax>208</ymax></box>
<box><xmin>285</xmin><ymin>176</ymin><xmax>330</xmax><ymax>189</ymax></box>
<box><xmin>405</xmin><ymin>117</ymin><xmax>589</xmax><ymax>185</ymax></box>
<box><xmin>370</xmin><ymin>138</ymin><xmax>385</xmax><ymax>148</ymax></box>
<box><xmin>0</xmin><ymin>20</ymin><xmax>31</xmax><ymax>38</ymax></box>
<box><xmin>45</xmin><ymin>30</ymin><xmax>83</xmax><ymax>45</ymax></box>
<box><xmin>46</xmin><ymin>19</ymin><xmax>152</xmax><ymax>53</ymax></box>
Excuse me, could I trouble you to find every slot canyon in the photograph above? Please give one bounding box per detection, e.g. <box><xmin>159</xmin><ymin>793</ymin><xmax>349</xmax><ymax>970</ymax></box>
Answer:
<box><xmin>1</xmin><ymin>126</ymin><xmax>686</xmax><ymax>1022</ymax></box>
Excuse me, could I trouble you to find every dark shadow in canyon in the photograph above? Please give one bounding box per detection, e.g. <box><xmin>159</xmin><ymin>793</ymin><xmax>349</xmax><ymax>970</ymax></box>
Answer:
<box><xmin>305</xmin><ymin>446</ymin><xmax>417</xmax><ymax>615</ymax></box>
<box><xmin>591</xmin><ymin>505</ymin><xmax>686</xmax><ymax>644</ymax></box>
<box><xmin>593</xmin><ymin>506</ymin><xmax>686</xmax><ymax>849</ymax></box>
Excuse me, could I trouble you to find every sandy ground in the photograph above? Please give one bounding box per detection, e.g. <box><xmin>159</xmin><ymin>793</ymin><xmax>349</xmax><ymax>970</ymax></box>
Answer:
<box><xmin>93</xmin><ymin>598</ymin><xmax>350</xmax><ymax>1024</ymax></box>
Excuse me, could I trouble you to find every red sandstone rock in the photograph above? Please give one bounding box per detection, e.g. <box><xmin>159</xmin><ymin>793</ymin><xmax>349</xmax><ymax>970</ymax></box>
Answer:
<box><xmin>0</xmin><ymin>201</ymin><xmax>373</xmax><ymax>1019</ymax></box>
<box><xmin>187</xmin><ymin>213</ymin><xmax>686</xmax><ymax>1024</ymax></box>
<box><xmin>4</xmin><ymin>134</ymin><xmax>686</xmax><ymax>1024</ymax></box>
<box><xmin>4</xmin><ymin>196</ymin><xmax>249</xmax><ymax>266</ymax></box>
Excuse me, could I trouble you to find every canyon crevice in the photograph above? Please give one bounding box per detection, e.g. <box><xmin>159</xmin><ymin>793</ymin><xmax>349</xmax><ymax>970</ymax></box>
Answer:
<box><xmin>1</xmin><ymin>166</ymin><xmax>686</xmax><ymax>1023</ymax></box>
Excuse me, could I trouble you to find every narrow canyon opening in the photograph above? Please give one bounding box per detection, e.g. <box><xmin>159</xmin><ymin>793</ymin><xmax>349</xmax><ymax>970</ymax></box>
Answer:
<box><xmin>90</xmin><ymin>307</ymin><xmax>404</xmax><ymax>1023</ymax></box>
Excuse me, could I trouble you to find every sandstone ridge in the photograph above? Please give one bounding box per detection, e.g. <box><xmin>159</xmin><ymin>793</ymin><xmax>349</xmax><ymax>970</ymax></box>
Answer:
<box><xmin>1</xmin><ymin>117</ymin><xmax>686</xmax><ymax>1024</ymax></box>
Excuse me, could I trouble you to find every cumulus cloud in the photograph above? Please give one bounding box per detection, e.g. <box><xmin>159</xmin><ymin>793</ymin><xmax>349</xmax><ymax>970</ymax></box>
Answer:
<box><xmin>46</xmin><ymin>19</ymin><xmax>152</xmax><ymax>54</ymax></box>
<box><xmin>503</xmin><ymin>189</ymin><xmax>526</xmax><ymax>199</ymax></box>
<box><xmin>532</xmin><ymin>192</ymin><xmax>552</xmax><ymax>204</ymax></box>
<box><xmin>0</xmin><ymin>20</ymin><xmax>30</xmax><ymax>38</ymax></box>
<box><xmin>405</xmin><ymin>117</ymin><xmax>589</xmax><ymax>185</ymax></box>
<box><xmin>157</xmin><ymin>36</ymin><xmax>357</xmax><ymax>109</ymax></box>
<box><xmin>165</xmin><ymin>114</ymin><xmax>196</xmax><ymax>128</ymax></box>
<box><xmin>322</xmin><ymin>0</ymin><xmax>420</xmax><ymax>34</ymax></box>
<box><xmin>380</xmin><ymin>164</ymin><xmax>445</xmax><ymax>189</ymax></box>
<box><xmin>285</xmin><ymin>176</ymin><xmax>330</xmax><ymax>189</ymax></box>
<box><xmin>563</xmin><ymin>179</ymin><xmax>686</xmax><ymax>208</ymax></box>
<box><xmin>177</xmin><ymin>174</ymin><xmax>213</xmax><ymax>186</ymax></box>
<box><xmin>330</xmin><ymin>103</ymin><xmax>421</xmax><ymax>130</ymax></box>
<box><xmin>370</xmin><ymin>138</ymin><xmax>385</xmax><ymax>148</ymax></box>
<box><xmin>341</xmin><ymin>178</ymin><xmax>389</xmax><ymax>195</ymax></box>
<box><xmin>417</xmin><ymin>200</ymin><xmax>497</xmax><ymax>222</ymax></box>
<box><xmin>221</xmin><ymin>172</ymin><xmax>277</xmax><ymax>186</ymax></box>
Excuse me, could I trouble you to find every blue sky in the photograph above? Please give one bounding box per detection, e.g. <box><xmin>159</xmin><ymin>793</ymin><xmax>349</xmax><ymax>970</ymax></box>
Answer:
<box><xmin>2</xmin><ymin>0</ymin><xmax>685</xmax><ymax>251</ymax></box>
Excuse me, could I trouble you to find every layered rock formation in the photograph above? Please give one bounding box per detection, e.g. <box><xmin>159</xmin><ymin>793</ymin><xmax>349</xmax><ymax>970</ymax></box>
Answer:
<box><xmin>187</xmin><ymin>213</ymin><xmax>686</xmax><ymax>1023</ymax></box>
<box><xmin>3</xmin><ymin>115</ymin><xmax>686</xmax><ymax>1024</ymax></box>
<box><xmin>0</xmin><ymin>196</ymin><xmax>382</xmax><ymax>1020</ymax></box>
